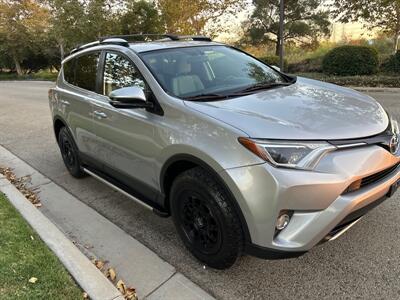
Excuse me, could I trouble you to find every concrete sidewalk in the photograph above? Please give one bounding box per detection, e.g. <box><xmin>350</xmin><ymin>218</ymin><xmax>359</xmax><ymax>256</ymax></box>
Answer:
<box><xmin>0</xmin><ymin>145</ymin><xmax>214</xmax><ymax>300</ymax></box>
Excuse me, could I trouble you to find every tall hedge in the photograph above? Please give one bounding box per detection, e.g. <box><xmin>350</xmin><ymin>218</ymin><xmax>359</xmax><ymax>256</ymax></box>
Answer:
<box><xmin>382</xmin><ymin>51</ymin><xmax>400</xmax><ymax>74</ymax></box>
<box><xmin>322</xmin><ymin>46</ymin><xmax>379</xmax><ymax>76</ymax></box>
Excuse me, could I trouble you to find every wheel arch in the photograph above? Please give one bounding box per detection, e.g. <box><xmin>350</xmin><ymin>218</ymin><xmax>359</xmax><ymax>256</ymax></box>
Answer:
<box><xmin>160</xmin><ymin>154</ymin><xmax>252</xmax><ymax>243</ymax></box>
<box><xmin>53</xmin><ymin>115</ymin><xmax>67</xmax><ymax>143</ymax></box>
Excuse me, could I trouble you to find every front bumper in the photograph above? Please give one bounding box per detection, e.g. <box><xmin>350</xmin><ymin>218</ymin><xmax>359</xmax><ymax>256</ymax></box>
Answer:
<box><xmin>220</xmin><ymin>144</ymin><xmax>400</xmax><ymax>255</ymax></box>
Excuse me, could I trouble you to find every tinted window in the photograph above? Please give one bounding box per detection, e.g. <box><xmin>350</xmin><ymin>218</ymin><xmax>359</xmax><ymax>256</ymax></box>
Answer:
<box><xmin>103</xmin><ymin>52</ymin><xmax>146</xmax><ymax>96</ymax></box>
<box><xmin>63</xmin><ymin>59</ymin><xmax>75</xmax><ymax>84</ymax></box>
<box><xmin>75</xmin><ymin>52</ymin><xmax>100</xmax><ymax>92</ymax></box>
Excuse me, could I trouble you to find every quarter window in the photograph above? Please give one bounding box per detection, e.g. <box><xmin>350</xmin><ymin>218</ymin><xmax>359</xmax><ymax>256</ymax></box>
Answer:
<box><xmin>103</xmin><ymin>52</ymin><xmax>146</xmax><ymax>96</ymax></box>
<box><xmin>75</xmin><ymin>52</ymin><xmax>100</xmax><ymax>92</ymax></box>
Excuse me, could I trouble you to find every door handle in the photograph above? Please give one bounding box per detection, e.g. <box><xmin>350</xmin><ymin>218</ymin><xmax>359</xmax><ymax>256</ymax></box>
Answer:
<box><xmin>93</xmin><ymin>110</ymin><xmax>108</xmax><ymax>119</ymax></box>
<box><xmin>60</xmin><ymin>100</ymin><xmax>70</xmax><ymax>106</ymax></box>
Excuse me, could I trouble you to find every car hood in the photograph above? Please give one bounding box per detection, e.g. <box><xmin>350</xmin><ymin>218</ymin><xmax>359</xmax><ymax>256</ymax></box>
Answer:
<box><xmin>184</xmin><ymin>77</ymin><xmax>389</xmax><ymax>140</ymax></box>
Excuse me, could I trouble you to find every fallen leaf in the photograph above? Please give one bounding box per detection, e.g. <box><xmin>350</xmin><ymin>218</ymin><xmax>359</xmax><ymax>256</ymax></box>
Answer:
<box><xmin>116</xmin><ymin>280</ymin><xmax>126</xmax><ymax>294</ymax></box>
<box><xmin>125</xmin><ymin>287</ymin><xmax>138</xmax><ymax>300</ymax></box>
<box><xmin>0</xmin><ymin>167</ymin><xmax>41</xmax><ymax>207</ymax></box>
<box><xmin>28</xmin><ymin>277</ymin><xmax>38</xmax><ymax>284</ymax></box>
<box><xmin>82</xmin><ymin>292</ymin><xmax>89</xmax><ymax>299</ymax></box>
<box><xmin>94</xmin><ymin>259</ymin><xmax>105</xmax><ymax>270</ymax></box>
<box><xmin>107</xmin><ymin>268</ymin><xmax>116</xmax><ymax>281</ymax></box>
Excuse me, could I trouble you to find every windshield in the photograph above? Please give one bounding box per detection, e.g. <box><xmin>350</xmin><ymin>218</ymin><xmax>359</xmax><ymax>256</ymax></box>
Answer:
<box><xmin>140</xmin><ymin>46</ymin><xmax>287</xmax><ymax>100</ymax></box>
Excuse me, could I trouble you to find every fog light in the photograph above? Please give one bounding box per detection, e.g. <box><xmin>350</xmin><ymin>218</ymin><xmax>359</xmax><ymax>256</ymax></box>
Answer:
<box><xmin>276</xmin><ymin>213</ymin><xmax>290</xmax><ymax>230</ymax></box>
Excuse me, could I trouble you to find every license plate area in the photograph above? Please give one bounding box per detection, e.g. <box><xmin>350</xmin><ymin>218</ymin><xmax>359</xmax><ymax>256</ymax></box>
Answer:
<box><xmin>388</xmin><ymin>179</ymin><xmax>400</xmax><ymax>197</ymax></box>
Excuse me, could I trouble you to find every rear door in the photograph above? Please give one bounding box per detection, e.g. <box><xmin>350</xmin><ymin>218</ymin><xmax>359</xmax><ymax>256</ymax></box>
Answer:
<box><xmin>90</xmin><ymin>51</ymin><xmax>161</xmax><ymax>202</ymax></box>
<box><xmin>56</xmin><ymin>52</ymin><xmax>100</xmax><ymax>157</ymax></box>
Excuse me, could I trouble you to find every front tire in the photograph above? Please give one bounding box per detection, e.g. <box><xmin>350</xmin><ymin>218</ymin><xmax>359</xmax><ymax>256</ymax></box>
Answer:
<box><xmin>170</xmin><ymin>167</ymin><xmax>244</xmax><ymax>269</ymax></box>
<box><xmin>58</xmin><ymin>127</ymin><xmax>85</xmax><ymax>178</ymax></box>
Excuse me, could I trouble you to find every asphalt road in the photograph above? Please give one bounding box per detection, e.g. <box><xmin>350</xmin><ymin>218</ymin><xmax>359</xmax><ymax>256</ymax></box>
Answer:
<box><xmin>1</xmin><ymin>81</ymin><xmax>400</xmax><ymax>299</ymax></box>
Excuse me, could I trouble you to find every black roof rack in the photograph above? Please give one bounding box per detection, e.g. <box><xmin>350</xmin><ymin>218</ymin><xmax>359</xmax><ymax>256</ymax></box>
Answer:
<box><xmin>69</xmin><ymin>37</ymin><xmax>130</xmax><ymax>55</ymax></box>
<box><xmin>100</xmin><ymin>34</ymin><xmax>212</xmax><ymax>43</ymax></box>
<box><xmin>70</xmin><ymin>34</ymin><xmax>212</xmax><ymax>55</ymax></box>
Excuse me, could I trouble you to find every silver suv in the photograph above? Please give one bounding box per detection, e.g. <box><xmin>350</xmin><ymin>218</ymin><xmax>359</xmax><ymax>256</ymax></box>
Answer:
<box><xmin>49</xmin><ymin>34</ymin><xmax>400</xmax><ymax>269</ymax></box>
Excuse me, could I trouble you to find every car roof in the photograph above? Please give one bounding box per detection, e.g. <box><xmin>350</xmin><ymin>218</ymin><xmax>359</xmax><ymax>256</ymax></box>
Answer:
<box><xmin>128</xmin><ymin>40</ymin><xmax>225</xmax><ymax>53</ymax></box>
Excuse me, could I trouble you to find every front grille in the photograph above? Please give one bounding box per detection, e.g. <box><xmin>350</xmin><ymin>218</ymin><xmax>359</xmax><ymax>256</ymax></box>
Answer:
<box><xmin>360</xmin><ymin>163</ymin><xmax>399</xmax><ymax>188</ymax></box>
<box><xmin>343</xmin><ymin>163</ymin><xmax>399</xmax><ymax>194</ymax></box>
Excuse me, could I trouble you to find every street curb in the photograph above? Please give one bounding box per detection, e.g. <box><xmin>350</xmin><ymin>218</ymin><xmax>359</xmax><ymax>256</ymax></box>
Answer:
<box><xmin>0</xmin><ymin>145</ymin><xmax>215</xmax><ymax>300</ymax></box>
<box><xmin>0</xmin><ymin>178</ymin><xmax>124</xmax><ymax>300</ymax></box>
<box><xmin>352</xmin><ymin>87</ymin><xmax>400</xmax><ymax>93</ymax></box>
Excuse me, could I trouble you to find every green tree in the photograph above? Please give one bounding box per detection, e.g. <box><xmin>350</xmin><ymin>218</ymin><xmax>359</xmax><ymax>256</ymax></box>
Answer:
<box><xmin>119</xmin><ymin>0</ymin><xmax>164</xmax><ymax>35</ymax></box>
<box><xmin>157</xmin><ymin>0</ymin><xmax>244</xmax><ymax>35</ymax></box>
<box><xmin>46</xmin><ymin>0</ymin><xmax>165</xmax><ymax>59</ymax></box>
<box><xmin>332</xmin><ymin>0</ymin><xmax>400</xmax><ymax>53</ymax></box>
<box><xmin>82</xmin><ymin>0</ymin><xmax>119</xmax><ymax>40</ymax></box>
<box><xmin>46</xmin><ymin>0</ymin><xmax>86</xmax><ymax>60</ymax></box>
<box><xmin>0</xmin><ymin>0</ymin><xmax>49</xmax><ymax>75</ymax></box>
<box><xmin>242</xmin><ymin>0</ymin><xmax>331</xmax><ymax>55</ymax></box>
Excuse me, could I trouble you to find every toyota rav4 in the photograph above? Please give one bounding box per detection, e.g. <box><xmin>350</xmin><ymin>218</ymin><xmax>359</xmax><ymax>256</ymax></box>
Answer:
<box><xmin>49</xmin><ymin>34</ymin><xmax>400</xmax><ymax>269</ymax></box>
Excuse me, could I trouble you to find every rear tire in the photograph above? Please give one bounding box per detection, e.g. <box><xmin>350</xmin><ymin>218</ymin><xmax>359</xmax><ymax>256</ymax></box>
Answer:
<box><xmin>58</xmin><ymin>127</ymin><xmax>86</xmax><ymax>178</ymax></box>
<box><xmin>170</xmin><ymin>167</ymin><xmax>244</xmax><ymax>269</ymax></box>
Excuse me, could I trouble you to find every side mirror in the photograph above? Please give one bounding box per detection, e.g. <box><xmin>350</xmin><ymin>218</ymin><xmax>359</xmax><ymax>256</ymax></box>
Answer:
<box><xmin>109</xmin><ymin>86</ymin><xmax>153</xmax><ymax>109</ymax></box>
<box><xmin>271</xmin><ymin>65</ymin><xmax>281</xmax><ymax>72</ymax></box>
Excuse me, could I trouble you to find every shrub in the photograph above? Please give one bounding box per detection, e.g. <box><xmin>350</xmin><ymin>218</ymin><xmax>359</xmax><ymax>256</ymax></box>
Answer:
<box><xmin>288</xmin><ymin>56</ymin><xmax>324</xmax><ymax>73</ymax></box>
<box><xmin>381</xmin><ymin>51</ymin><xmax>400</xmax><ymax>74</ymax></box>
<box><xmin>322</xmin><ymin>46</ymin><xmax>379</xmax><ymax>76</ymax></box>
<box><xmin>296</xmin><ymin>73</ymin><xmax>400</xmax><ymax>88</ymax></box>
<box><xmin>258</xmin><ymin>55</ymin><xmax>288</xmax><ymax>70</ymax></box>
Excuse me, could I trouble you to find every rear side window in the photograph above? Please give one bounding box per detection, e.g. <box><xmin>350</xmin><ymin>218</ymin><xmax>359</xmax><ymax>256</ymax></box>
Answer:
<box><xmin>63</xmin><ymin>59</ymin><xmax>75</xmax><ymax>84</ymax></box>
<box><xmin>75</xmin><ymin>52</ymin><xmax>100</xmax><ymax>92</ymax></box>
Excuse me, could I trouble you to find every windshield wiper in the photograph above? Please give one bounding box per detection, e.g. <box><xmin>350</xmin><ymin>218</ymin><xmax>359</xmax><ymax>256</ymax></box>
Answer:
<box><xmin>183</xmin><ymin>81</ymin><xmax>294</xmax><ymax>101</ymax></box>
<box><xmin>184</xmin><ymin>93</ymin><xmax>233</xmax><ymax>101</ymax></box>
<box><xmin>235</xmin><ymin>81</ymin><xmax>292</xmax><ymax>94</ymax></box>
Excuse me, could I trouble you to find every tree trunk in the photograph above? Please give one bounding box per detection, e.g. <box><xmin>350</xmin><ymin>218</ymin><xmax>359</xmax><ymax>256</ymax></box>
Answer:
<box><xmin>275</xmin><ymin>36</ymin><xmax>280</xmax><ymax>56</ymax></box>
<box><xmin>395</xmin><ymin>32</ymin><xmax>399</xmax><ymax>53</ymax></box>
<box><xmin>13</xmin><ymin>55</ymin><xmax>22</xmax><ymax>76</ymax></box>
<box><xmin>59</xmin><ymin>42</ymin><xmax>65</xmax><ymax>61</ymax></box>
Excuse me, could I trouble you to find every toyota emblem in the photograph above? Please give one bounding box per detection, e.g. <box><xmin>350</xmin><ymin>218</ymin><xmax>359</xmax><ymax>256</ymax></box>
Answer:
<box><xmin>390</xmin><ymin>134</ymin><xmax>399</xmax><ymax>154</ymax></box>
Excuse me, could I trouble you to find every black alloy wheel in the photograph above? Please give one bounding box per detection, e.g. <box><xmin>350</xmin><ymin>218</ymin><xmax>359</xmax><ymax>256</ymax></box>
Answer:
<box><xmin>170</xmin><ymin>167</ymin><xmax>244</xmax><ymax>269</ymax></box>
<box><xmin>58</xmin><ymin>127</ymin><xmax>85</xmax><ymax>178</ymax></box>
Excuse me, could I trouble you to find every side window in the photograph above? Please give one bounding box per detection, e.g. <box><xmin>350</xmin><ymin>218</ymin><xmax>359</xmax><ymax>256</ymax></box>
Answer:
<box><xmin>103</xmin><ymin>52</ymin><xmax>146</xmax><ymax>96</ymax></box>
<box><xmin>75</xmin><ymin>52</ymin><xmax>100</xmax><ymax>92</ymax></box>
<box><xmin>63</xmin><ymin>59</ymin><xmax>75</xmax><ymax>84</ymax></box>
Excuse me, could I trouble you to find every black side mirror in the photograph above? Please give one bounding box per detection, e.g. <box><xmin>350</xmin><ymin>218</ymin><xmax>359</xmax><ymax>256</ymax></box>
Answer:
<box><xmin>109</xmin><ymin>87</ymin><xmax>153</xmax><ymax>109</ymax></box>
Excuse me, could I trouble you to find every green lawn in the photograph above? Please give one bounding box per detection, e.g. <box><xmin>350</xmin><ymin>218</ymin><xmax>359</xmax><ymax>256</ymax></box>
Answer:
<box><xmin>0</xmin><ymin>193</ymin><xmax>83</xmax><ymax>299</ymax></box>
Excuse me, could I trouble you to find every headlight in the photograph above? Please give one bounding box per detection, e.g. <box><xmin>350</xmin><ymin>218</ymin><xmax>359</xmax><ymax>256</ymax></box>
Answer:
<box><xmin>390</xmin><ymin>116</ymin><xmax>399</xmax><ymax>135</ymax></box>
<box><xmin>238</xmin><ymin>137</ymin><xmax>336</xmax><ymax>170</ymax></box>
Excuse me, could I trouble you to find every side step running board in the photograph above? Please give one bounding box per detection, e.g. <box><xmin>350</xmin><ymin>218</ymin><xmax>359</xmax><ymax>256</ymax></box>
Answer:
<box><xmin>83</xmin><ymin>167</ymin><xmax>155</xmax><ymax>212</ymax></box>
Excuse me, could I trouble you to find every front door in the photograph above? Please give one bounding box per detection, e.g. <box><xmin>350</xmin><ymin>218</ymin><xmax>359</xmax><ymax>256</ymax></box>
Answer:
<box><xmin>90</xmin><ymin>51</ymin><xmax>161</xmax><ymax>201</ymax></box>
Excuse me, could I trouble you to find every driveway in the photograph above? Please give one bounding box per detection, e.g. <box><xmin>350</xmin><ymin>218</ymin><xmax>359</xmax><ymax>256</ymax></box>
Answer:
<box><xmin>1</xmin><ymin>81</ymin><xmax>400</xmax><ymax>299</ymax></box>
